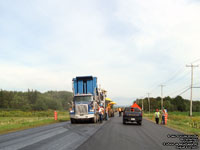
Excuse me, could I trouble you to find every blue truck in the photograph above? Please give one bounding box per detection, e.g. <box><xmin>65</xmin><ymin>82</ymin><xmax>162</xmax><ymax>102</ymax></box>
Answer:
<box><xmin>70</xmin><ymin>76</ymin><xmax>105</xmax><ymax>123</ymax></box>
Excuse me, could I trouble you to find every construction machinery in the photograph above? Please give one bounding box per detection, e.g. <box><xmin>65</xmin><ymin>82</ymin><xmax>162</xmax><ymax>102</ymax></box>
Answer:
<box><xmin>70</xmin><ymin>76</ymin><xmax>106</xmax><ymax>123</ymax></box>
<box><xmin>105</xmin><ymin>98</ymin><xmax>116</xmax><ymax>118</ymax></box>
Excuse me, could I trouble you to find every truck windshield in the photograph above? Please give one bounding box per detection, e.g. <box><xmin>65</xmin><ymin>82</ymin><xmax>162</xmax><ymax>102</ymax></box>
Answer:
<box><xmin>74</xmin><ymin>96</ymin><xmax>92</xmax><ymax>103</ymax></box>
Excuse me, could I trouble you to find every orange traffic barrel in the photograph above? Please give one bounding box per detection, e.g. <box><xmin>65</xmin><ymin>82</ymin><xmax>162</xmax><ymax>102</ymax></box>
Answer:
<box><xmin>54</xmin><ymin>111</ymin><xmax>57</xmax><ymax>121</ymax></box>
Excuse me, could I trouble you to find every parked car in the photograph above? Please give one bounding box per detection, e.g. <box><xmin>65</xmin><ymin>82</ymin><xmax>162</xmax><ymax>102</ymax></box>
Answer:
<box><xmin>123</xmin><ymin>107</ymin><xmax>142</xmax><ymax>125</ymax></box>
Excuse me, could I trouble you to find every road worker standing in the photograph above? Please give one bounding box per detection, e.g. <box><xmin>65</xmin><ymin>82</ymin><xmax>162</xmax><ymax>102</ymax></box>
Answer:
<box><xmin>161</xmin><ymin>109</ymin><xmax>166</xmax><ymax>125</ymax></box>
<box><xmin>118</xmin><ymin>107</ymin><xmax>122</xmax><ymax>117</ymax></box>
<box><xmin>105</xmin><ymin>106</ymin><xmax>109</xmax><ymax>120</ymax></box>
<box><xmin>99</xmin><ymin>106</ymin><xmax>104</xmax><ymax>123</ymax></box>
<box><xmin>154</xmin><ymin>109</ymin><xmax>160</xmax><ymax>124</ymax></box>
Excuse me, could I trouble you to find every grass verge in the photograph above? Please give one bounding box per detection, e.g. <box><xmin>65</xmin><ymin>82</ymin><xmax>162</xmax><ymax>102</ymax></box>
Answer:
<box><xmin>144</xmin><ymin>112</ymin><xmax>200</xmax><ymax>137</ymax></box>
<box><xmin>0</xmin><ymin>110</ymin><xmax>70</xmax><ymax>135</ymax></box>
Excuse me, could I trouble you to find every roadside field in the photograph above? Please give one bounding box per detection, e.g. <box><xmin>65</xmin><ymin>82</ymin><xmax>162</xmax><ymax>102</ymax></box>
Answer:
<box><xmin>0</xmin><ymin>110</ymin><xmax>69</xmax><ymax>134</ymax></box>
<box><xmin>144</xmin><ymin>112</ymin><xmax>200</xmax><ymax>137</ymax></box>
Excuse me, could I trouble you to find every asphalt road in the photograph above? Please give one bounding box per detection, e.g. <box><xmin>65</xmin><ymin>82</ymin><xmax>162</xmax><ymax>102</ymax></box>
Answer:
<box><xmin>0</xmin><ymin>121</ymin><xmax>105</xmax><ymax>150</ymax></box>
<box><xmin>0</xmin><ymin>116</ymin><xmax>199</xmax><ymax>150</ymax></box>
<box><xmin>77</xmin><ymin>116</ymin><xmax>199</xmax><ymax>150</ymax></box>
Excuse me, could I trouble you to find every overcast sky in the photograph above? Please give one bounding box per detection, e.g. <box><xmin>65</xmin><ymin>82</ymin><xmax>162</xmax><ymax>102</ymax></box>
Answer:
<box><xmin>0</xmin><ymin>0</ymin><xmax>200</xmax><ymax>105</ymax></box>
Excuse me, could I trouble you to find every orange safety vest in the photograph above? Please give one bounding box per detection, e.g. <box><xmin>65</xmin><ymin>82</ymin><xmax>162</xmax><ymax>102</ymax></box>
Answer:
<box><xmin>99</xmin><ymin>108</ymin><xmax>104</xmax><ymax>115</ymax></box>
<box><xmin>165</xmin><ymin>113</ymin><xmax>168</xmax><ymax>124</ymax></box>
<box><xmin>106</xmin><ymin>107</ymin><xmax>108</xmax><ymax>113</ymax></box>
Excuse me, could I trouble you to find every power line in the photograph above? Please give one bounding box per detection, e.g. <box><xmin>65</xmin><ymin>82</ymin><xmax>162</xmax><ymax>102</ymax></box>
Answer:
<box><xmin>156</xmin><ymin>59</ymin><xmax>199</xmax><ymax>88</ymax></box>
<box><xmin>167</xmin><ymin>85</ymin><xmax>190</xmax><ymax>96</ymax></box>
<box><xmin>165</xmin><ymin>70</ymin><xmax>190</xmax><ymax>86</ymax></box>
<box><xmin>191</xmin><ymin>58</ymin><xmax>200</xmax><ymax>64</ymax></box>
<box><xmin>177</xmin><ymin>87</ymin><xmax>190</xmax><ymax>96</ymax></box>
<box><xmin>159</xmin><ymin>69</ymin><xmax>190</xmax><ymax>97</ymax></box>
<box><xmin>144</xmin><ymin>59</ymin><xmax>200</xmax><ymax>103</ymax></box>
<box><xmin>162</xmin><ymin>67</ymin><xmax>186</xmax><ymax>85</ymax></box>
<box><xmin>148</xmin><ymin>68</ymin><xmax>190</xmax><ymax>96</ymax></box>
<box><xmin>146</xmin><ymin>66</ymin><xmax>185</xmax><ymax>94</ymax></box>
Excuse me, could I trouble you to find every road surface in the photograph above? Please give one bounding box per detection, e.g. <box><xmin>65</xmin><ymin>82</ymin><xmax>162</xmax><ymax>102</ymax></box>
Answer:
<box><xmin>0</xmin><ymin>121</ymin><xmax>105</xmax><ymax>150</ymax></box>
<box><xmin>77</xmin><ymin>116</ymin><xmax>198</xmax><ymax>150</ymax></box>
<box><xmin>0</xmin><ymin>116</ymin><xmax>199</xmax><ymax>150</ymax></box>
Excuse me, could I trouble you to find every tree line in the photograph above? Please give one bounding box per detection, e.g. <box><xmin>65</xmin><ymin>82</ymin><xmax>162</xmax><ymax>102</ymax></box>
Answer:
<box><xmin>0</xmin><ymin>90</ymin><xmax>73</xmax><ymax>111</ymax></box>
<box><xmin>136</xmin><ymin>96</ymin><xmax>200</xmax><ymax>112</ymax></box>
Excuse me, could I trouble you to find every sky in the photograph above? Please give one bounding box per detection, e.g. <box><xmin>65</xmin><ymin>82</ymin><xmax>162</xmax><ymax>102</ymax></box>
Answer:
<box><xmin>0</xmin><ymin>0</ymin><xmax>200</xmax><ymax>105</ymax></box>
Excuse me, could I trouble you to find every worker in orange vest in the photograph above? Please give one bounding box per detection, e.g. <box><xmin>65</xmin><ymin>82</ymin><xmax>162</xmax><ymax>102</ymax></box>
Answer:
<box><xmin>118</xmin><ymin>107</ymin><xmax>122</xmax><ymax>117</ymax></box>
<box><xmin>161</xmin><ymin>109</ymin><xmax>166</xmax><ymax>125</ymax></box>
<box><xmin>164</xmin><ymin>108</ymin><xmax>168</xmax><ymax>125</ymax></box>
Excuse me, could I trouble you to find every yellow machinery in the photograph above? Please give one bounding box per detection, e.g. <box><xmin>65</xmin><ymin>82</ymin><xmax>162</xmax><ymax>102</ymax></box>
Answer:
<box><xmin>105</xmin><ymin>98</ymin><xmax>116</xmax><ymax>117</ymax></box>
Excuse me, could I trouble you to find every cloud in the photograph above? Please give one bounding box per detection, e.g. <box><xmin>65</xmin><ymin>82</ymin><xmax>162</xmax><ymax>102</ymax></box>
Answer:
<box><xmin>0</xmin><ymin>63</ymin><xmax>74</xmax><ymax>92</ymax></box>
<box><xmin>0</xmin><ymin>0</ymin><xmax>200</xmax><ymax>104</ymax></box>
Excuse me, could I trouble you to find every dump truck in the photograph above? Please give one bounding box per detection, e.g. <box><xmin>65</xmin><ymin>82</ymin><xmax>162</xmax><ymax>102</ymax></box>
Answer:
<box><xmin>70</xmin><ymin>76</ymin><xmax>106</xmax><ymax>123</ymax></box>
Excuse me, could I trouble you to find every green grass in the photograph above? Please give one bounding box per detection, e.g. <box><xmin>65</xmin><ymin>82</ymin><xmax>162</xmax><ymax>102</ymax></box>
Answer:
<box><xmin>0</xmin><ymin>110</ymin><xmax>70</xmax><ymax>135</ymax></box>
<box><xmin>0</xmin><ymin>110</ymin><xmax>68</xmax><ymax>117</ymax></box>
<box><xmin>167</xmin><ymin>111</ymin><xmax>200</xmax><ymax>116</ymax></box>
<box><xmin>144</xmin><ymin>112</ymin><xmax>200</xmax><ymax>137</ymax></box>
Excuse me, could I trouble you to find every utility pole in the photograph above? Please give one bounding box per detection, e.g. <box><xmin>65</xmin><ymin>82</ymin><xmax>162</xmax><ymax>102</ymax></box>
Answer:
<box><xmin>160</xmin><ymin>85</ymin><xmax>165</xmax><ymax>110</ymax></box>
<box><xmin>141</xmin><ymin>98</ymin><xmax>144</xmax><ymax>111</ymax></box>
<box><xmin>186</xmin><ymin>64</ymin><xmax>199</xmax><ymax>116</ymax></box>
<box><xmin>147</xmin><ymin>93</ymin><xmax>151</xmax><ymax>114</ymax></box>
<box><xmin>140</xmin><ymin>97</ymin><xmax>144</xmax><ymax>111</ymax></box>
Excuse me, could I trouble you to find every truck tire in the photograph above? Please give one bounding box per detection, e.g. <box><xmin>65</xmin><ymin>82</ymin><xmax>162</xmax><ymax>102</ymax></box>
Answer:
<box><xmin>71</xmin><ymin>118</ymin><xmax>75</xmax><ymax>124</ymax></box>
<box><xmin>91</xmin><ymin>117</ymin><xmax>96</xmax><ymax>123</ymax></box>
<box><xmin>123</xmin><ymin>119</ymin><xmax>126</xmax><ymax>124</ymax></box>
<box><xmin>138</xmin><ymin>121</ymin><xmax>142</xmax><ymax>125</ymax></box>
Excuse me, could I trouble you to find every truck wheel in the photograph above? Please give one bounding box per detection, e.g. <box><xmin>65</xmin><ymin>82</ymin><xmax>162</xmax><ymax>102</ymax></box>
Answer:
<box><xmin>71</xmin><ymin>118</ymin><xmax>75</xmax><ymax>124</ymax></box>
<box><xmin>75</xmin><ymin>119</ymin><xmax>79</xmax><ymax>124</ymax></box>
<box><xmin>91</xmin><ymin>117</ymin><xmax>96</xmax><ymax>123</ymax></box>
<box><xmin>138</xmin><ymin>121</ymin><xmax>142</xmax><ymax>125</ymax></box>
<box><xmin>123</xmin><ymin>119</ymin><xmax>126</xmax><ymax>124</ymax></box>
